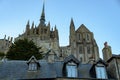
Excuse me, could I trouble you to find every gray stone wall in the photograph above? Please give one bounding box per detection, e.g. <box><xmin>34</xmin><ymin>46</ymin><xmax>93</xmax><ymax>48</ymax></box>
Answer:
<box><xmin>107</xmin><ymin>58</ymin><xmax>120</xmax><ymax>80</ymax></box>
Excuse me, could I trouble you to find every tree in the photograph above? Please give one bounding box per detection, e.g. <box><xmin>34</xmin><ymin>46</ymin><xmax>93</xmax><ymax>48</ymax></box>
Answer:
<box><xmin>6</xmin><ymin>39</ymin><xmax>42</xmax><ymax>60</ymax></box>
<box><xmin>0</xmin><ymin>52</ymin><xmax>5</xmax><ymax>59</ymax></box>
<box><xmin>0</xmin><ymin>52</ymin><xmax>5</xmax><ymax>57</ymax></box>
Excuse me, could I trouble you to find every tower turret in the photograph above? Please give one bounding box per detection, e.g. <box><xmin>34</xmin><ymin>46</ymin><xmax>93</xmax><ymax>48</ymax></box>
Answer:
<box><xmin>54</xmin><ymin>25</ymin><xmax>59</xmax><ymax>40</ymax></box>
<box><xmin>70</xmin><ymin>18</ymin><xmax>75</xmax><ymax>44</ymax></box>
<box><xmin>102</xmin><ymin>42</ymin><xmax>112</xmax><ymax>62</ymax></box>
<box><xmin>30</xmin><ymin>21</ymin><xmax>34</xmax><ymax>34</ymax></box>
<box><xmin>69</xmin><ymin>18</ymin><xmax>76</xmax><ymax>57</ymax></box>
<box><xmin>26</xmin><ymin>20</ymin><xmax>30</xmax><ymax>35</ymax></box>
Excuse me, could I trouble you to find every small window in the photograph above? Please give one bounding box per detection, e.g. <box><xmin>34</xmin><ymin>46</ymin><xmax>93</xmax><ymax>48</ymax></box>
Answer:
<box><xmin>87</xmin><ymin>46</ymin><xmax>90</xmax><ymax>54</ymax></box>
<box><xmin>95</xmin><ymin>66</ymin><xmax>108</xmax><ymax>79</ymax></box>
<box><xmin>66</xmin><ymin>62</ymin><xmax>77</xmax><ymax>77</ymax></box>
<box><xmin>86</xmin><ymin>34</ymin><xmax>90</xmax><ymax>41</ymax></box>
<box><xmin>79</xmin><ymin>46</ymin><xmax>83</xmax><ymax>53</ymax></box>
<box><xmin>44</xmin><ymin>29</ymin><xmax>47</xmax><ymax>33</ymax></box>
<box><xmin>78</xmin><ymin>33</ymin><xmax>81</xmax><ymax>40</ymax></box>
<box><xmin>29</xmin><ymin>63</ymin><xmax>37</xmax><ymax>71</ymax></box>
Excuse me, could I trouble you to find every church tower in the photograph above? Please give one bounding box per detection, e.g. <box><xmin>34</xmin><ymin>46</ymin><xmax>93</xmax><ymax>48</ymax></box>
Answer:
<box><xmin>69</xmin><ymin>18</ymin><xmax>77</xmax><ymax>57</ymax></box>
<box><xmin>69</xmin><ymin>22</ymin><xmax>99</xmax><ymax>63</ymax></box>
<box><xmin>15</xmin><ymin>2</ymin><xmax>60</xmax><ymax>60</ymax></box>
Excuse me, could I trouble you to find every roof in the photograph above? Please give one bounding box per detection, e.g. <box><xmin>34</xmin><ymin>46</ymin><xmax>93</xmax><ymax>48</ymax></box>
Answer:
<box><xmin>94</xmin><ymin>58</ymin><xmax>108</xmax><ymax>66</ymax></box>
<box><xmin>107</xmin><ymin>54</ymin><xmax>120</xmax><ymax>63</ymax></box>
<box><xmin>0</xmin><ymin>60</ymin><xmax>93</xmax><ymax>80</ymax></box>
<box><xmin>76</xmin><ymin>24</ymin><xmax>91</xmax><ymax>33</ymax></box>
<box><xmin>63</xmin><ymin>54</ymin><xmax>80</xmax><ymax>64</ymax></box>
<box><xmin>0</xmin><ymin>60</ymin><xmax>57</xmax><ymax>80</ymax></box>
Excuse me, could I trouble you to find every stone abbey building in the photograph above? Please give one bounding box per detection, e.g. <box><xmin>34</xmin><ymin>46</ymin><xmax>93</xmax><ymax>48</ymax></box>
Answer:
<box><xmin>15</xmin><ymin>4</ymin><xmax>99</xmax><ymax>63</ymax></box>
<box><xmin>0</xmin><ymin>3</ymin><xmax>120</xmax><ymax>80</ymax></box>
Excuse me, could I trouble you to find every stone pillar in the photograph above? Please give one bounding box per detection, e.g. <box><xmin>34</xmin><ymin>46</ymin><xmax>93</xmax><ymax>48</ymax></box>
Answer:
<box><xmin>94</xmin><ymin>47</ymin><xmax>99</xmax><ymax>61</ymax></box>
<box><xmin>84</xmin><ymin>46</ymin><xmax>88</xmax><ymax>63</ymax></box>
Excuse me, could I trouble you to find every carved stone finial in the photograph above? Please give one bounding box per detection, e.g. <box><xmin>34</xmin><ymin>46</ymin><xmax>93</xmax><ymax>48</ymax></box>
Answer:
<box><xmin>104</xmin><ymin>41</ymin><xmax>108</xmax><ymax>47</ymax></box>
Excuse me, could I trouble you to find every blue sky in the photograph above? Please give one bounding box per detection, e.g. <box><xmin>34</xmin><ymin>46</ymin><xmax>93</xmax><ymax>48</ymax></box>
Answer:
<box><xmin>0</xmin><ymin>0</ymin><xmax>120</xmax><ymax>58</ymax></box>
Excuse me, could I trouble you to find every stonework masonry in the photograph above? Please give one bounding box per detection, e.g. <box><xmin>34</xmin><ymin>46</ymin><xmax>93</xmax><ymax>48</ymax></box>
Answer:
<box><xmin>0</xmin><ymin>3</ymin><xmax>120</xmax><ymax>80</ymax></box>
<box><xmin>0</xmin><ymin>4</ymin><xmax>100</xmax><ymax>63</ymax></box>
<box><xmin>0</xmin><ymin>35</ymin><xmax>12</xmax><ymax>54</ymax></box>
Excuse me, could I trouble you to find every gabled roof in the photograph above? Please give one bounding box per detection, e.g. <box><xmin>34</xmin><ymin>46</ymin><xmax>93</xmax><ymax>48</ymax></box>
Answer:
<box><xmin>90</xmin><ymin>58</ymin><xmax>108</xmax><ymax>74</ymax></box>
<box><xmin>89</xmin><ymin>58</ymin><xmax>108</xmax><ymax>78</ymax></box>
<box><xmin>43</xmin><ymin>49</ymin><xmax>59</xmax><ymax>60</ymax></box>
<box><xmin>93</xmin><ymin>58</ymin><xmax>108</xmax><ymax>66</ymax></box>
<box><xmin>63</xmin><ymin>54</ymin><xmax>80</xmax><ymax>65</ymax></box>
<box><xmin>27</xmin><ymin>56</ymin><xmax>40</xmax><ymax>67</ymax></box>
<box><xmin>76</xmin><ymin>24</ymin><xmax>91</xmax><ymax>33</ymax></box>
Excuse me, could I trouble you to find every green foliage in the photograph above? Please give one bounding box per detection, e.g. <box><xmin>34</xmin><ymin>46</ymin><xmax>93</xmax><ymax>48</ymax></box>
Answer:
<box><xmin>0</xmin><ymin>52</ymin><xmax>5</xmax><ymax>57</ymax></box>
<box><xmin>6</xmin><ymin>39</ymin><xmax>42</xmax><ymax>60</ymax></box>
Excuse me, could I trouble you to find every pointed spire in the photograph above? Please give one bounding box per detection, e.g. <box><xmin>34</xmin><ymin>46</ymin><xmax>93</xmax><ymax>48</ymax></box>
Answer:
<box><xmin>48</xmin><ymin>21</ymin><xmax>50</xmax><ymax>27</ymax></box>
<box><xmin>32</xmin><ymin>21</ymin><xmax>34</xmax><ymax>28</ymax></box>
<box><xmin>51</xmin><ymin>28</ymin><xmax>53</xmax><ymax>31</ymax></box>
<box><xmin>27</xmin><ymin>20</ymin><xmax>30</xmax><ymax>26</ymax></box>
<box><xmin>26</xmin><ymin>20</ymin><xmax>30</xmax><ymax>35</ymax></box>
<box><xmin>26</xmin><ymin>20</ymin><xmax>30</xmax><ymax>29</ymax></box>
<box><xmin>40</xmin><ymin>2</ymin><xmax>45</xmax><ymax>25</ymax></box>
<box><xmin>4</xmin><ymin>35</ymin><xmax>6</xmax><ymax>40</ymax></box>
<box><xmin>70</xmin><ymin>18</ymin><xmax>75</xmax><ymax>27</ymax></box>
<box><xmin>54</xmin><ymin>25</ymin><xmax>57</xmax><ymax>30</ymax></box>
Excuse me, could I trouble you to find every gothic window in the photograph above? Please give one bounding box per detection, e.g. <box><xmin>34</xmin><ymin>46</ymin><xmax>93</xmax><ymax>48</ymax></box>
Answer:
<box><xmin>79</xmin><ymin>46</ymin><xmax>83</xmax><ymax>53</ymax></box>
<box><xmin>86</xmin><ymin>33</ymin><xmax>90</xmax><ymax>41</ymax></box>
<box><xmin>87</xmin><ymin>46</ymin><xmax>90</xmax><ymax>54</ymax></box>
<box><xmin>41</xmin><ymin>28</ymin><xmax>43</xmax><ymax>34</ymax></box>
<box><xmin>29</xmin><ymin>63</ymin><xmax>37</xmax><ymax>71</ymax></box>
<box><xmin>6</xmin><ymin>43</ymin><xmax>8</xmax><ymax>46</ymax></box>
<box><xmin>78</xmin><ymin>33</ymin><xmax>81</xmax><ymax>41</ymax></box>
<box><xmin>36</xmin><ymin>29</ymin><xmax>39</xmax><ymax>34</ymax></box>
<box><xmin>44</xmin><ymin>29</ymin><xmax>47</xmax><ymax>33</ymax></box>
<box><xmin>95</xmin><ymin>66</ymin><xmax>108</xmax><ymax>79</ymax></box>
<box><xmin>66</xmin><ymin>62</ymin><xmax>77</xmax><ymax>77</ymax></box>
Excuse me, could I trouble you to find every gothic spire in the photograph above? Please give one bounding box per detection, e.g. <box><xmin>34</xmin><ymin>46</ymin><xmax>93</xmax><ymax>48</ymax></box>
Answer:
<box><xmin>27</xmin><ymin>20</ymin><xmax>30</xmax><ymax>26</ymax></box>
<box><xmin>70</xmin><ymin>18</ymin><xmax>75</xmax><ymax>30</ymax></box>
<box><xmin>40</xmin><ymin>2</ymin><xmax>45</xmax><ymax>25</ymax></box>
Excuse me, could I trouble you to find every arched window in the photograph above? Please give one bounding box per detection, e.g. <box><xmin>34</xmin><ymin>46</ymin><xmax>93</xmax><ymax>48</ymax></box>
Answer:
<box><xmin>78</xmin><ymin>33</ymin><xmax>81</xmax><ymax>40</ymax></box>
<box><xmin>86</xmin><ymin>33</ymin><xmax>90</xmax><ymax>41</ymax></box>
<box><xmin>79</xmin><ymin>46</ymin><xmax>83</xmax><ymax>53</ymax></box>
<box><xmin>87</xmin><ymin>46</ymin><xmax>90</xmax><ymax>54</ymax></box>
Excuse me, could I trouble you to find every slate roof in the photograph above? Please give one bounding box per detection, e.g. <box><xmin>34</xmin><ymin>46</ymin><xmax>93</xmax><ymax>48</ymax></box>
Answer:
<box><xmin>0</xmin><ymin>54</ymin><xmax>115</xmax><ymax>80</ymax></box>
<box><xmin>107</xmin><ymin>54</ymin><xmax>120</xmax><ymax>62</ymax></box>
<box><xmin>0</xmin><ymin>60</ymin><xmax>94</xmax><ymax>80</ymax></box>
<box><xmin>63</xmin><ymin>54</ymin><xmax>80</xmax><ymax>64</ymax></box>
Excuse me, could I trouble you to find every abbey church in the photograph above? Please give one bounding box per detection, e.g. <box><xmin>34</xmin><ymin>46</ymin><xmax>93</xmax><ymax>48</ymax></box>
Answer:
<box><xmin>15</xmin><ymin>4</ymin><xmax>99</xmax><ymax>63</ymax></box>
<box><xmin>0</xmin><ymin>3</ymin><xmax>120</xmax><ymax>80</ymax></box>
